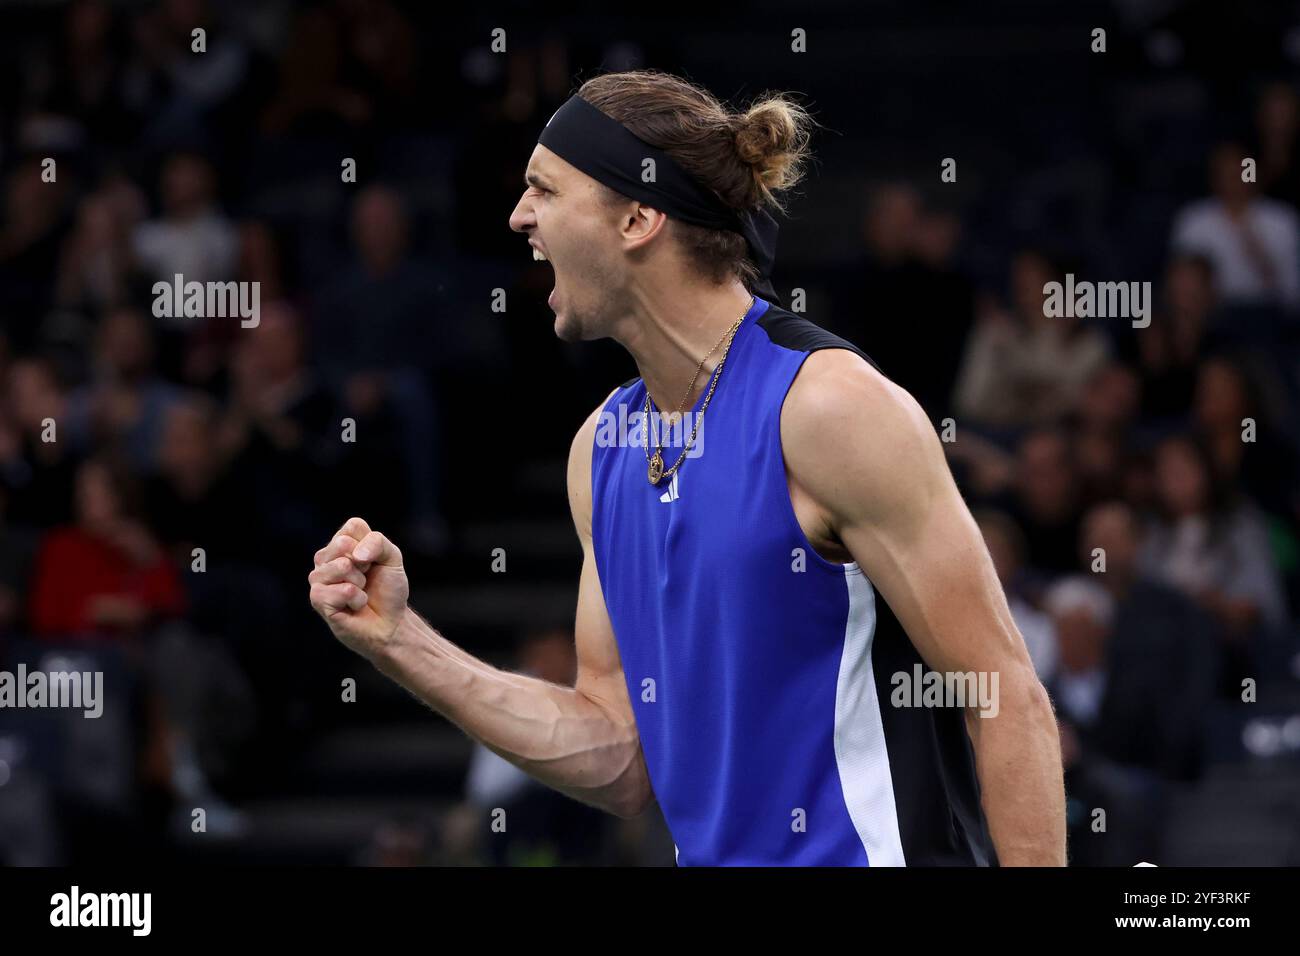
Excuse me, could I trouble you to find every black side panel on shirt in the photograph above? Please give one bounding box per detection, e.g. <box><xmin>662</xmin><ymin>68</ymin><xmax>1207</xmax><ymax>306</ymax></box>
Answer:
<box><xmin>871</xmin><ymin>606</ymin><xmax>999</xmax><ymax>865</ymax></box>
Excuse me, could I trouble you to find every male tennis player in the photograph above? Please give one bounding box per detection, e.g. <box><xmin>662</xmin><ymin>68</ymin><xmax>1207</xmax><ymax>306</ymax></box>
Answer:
<box><xmin>309</xmin><ymin>70</ymin><xmax>1066</xmax><ymax>865</ymax></box>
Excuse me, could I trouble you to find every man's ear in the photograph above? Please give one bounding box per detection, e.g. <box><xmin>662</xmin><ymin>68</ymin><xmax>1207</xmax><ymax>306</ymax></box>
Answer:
<box><xmin>624</xmin><ymin>205</ymin><xmax>669</xmax><ymax>250</ymax></box>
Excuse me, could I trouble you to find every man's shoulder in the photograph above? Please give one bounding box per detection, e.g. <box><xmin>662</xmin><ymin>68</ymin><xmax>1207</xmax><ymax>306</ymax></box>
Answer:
<box><xmin>568</xmin><ymin>386</ymin><xmax>623</xmax><ymax>537</ymax></box>
<box><xmin>571</xmin><ymin>387</ymin><xmax>622</xmax><ymax>460</ymax></box>
<box><xmin>783</xmin><ymin>345</ymin><xmax>907</xmax><ymax>426</ymax></box>
<box><xmin>781</xmin><ymin>345</ymin><xmax>939</xmax><ymax>514</ymax></box>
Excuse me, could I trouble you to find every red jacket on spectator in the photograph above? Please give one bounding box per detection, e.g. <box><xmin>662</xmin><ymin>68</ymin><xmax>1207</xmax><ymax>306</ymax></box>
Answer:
<box><xmin>28</xmin><ymin>526</ymin><xmax>186</xmax><ymax>638</ymax></box>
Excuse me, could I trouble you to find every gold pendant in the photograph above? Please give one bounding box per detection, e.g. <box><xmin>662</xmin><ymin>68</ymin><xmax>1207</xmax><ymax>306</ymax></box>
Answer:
<box><xmin>647</xmin><ymin>452</ymin><xmax>664</xmax><ymax>485</ymax></box>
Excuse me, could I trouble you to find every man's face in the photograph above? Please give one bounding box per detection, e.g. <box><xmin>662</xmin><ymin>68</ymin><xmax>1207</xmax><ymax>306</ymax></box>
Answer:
<box><xmin>352</xmin><ymin>189</ymin><xmax>407</xmax><ymax>273</ymax></box>
<box><xmin>1080</xmin><ymin>504</ymin><xmax>1140</xmax><ymax>579</ymax></box>
<box><xmin>75</xmin><ymin>463</ymin><xmax>119</xmax><ymax>532</ymax></box>
<box><xmin>162</xmin><ymin>155</ymin><xmax>211</xmax><ymax>217</ymax></box>
<box><xmin>509</xmin><ymin>145</ymin><xmax>627</xmax><ymax>342</ymax></box>
<box><xmin>1052</xmin><ymin>607</ymin><xmax>1108</xmax><ymax>674</ymax></box>
<box><xmin>1018</xmin><ymin>432</ymin><xmax>1075</xmax><ymax>512</ymax></box>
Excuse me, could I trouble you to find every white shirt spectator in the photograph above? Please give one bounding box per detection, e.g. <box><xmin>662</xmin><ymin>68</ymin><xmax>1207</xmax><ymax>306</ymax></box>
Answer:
<box><xmin>1140</xmin><ymin>507</ymin><xmax>1289</xmax><ymax>633</ymax></box>
<box><xmin>1171</xmin><ymin>197</ymin><xmax>1300</xmax><ymax>308</ymax></box>
<box><xmin>133</xmin><ymin>209</ymin><xmax>239</xmax><ymax>326</ymax></box>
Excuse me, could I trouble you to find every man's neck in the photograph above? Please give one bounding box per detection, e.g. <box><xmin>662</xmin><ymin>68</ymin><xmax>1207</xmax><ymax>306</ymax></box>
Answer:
<box><xmin>613</xmin><ymin>278</ymin><xmax>756</xmax><ymax>413</ymax></box>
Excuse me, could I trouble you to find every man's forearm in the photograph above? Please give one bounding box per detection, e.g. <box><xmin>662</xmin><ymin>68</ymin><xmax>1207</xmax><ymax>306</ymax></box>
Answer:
<box><xmin>372</xmin><ymin>607</ymin><xmax>650</xmax><ymax>817</ymax></box>
<box><xmin>966</xmin><ymin>665</ymin><xmax>1067</xmax><ymax>865</ymax></box>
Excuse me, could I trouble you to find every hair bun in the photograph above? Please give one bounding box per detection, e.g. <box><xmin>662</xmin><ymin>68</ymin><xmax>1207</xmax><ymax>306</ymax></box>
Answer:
<box><xmin>732</xmin><ymin>96</ymin><xmax>813</xmax><ymax>210</ymax></box>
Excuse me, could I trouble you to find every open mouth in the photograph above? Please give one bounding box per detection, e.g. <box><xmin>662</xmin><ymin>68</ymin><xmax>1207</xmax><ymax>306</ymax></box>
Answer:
<box><xmin>530</xmin><ymin>241</ymin><xmax>556</xmax><ymax>309</ymax></box>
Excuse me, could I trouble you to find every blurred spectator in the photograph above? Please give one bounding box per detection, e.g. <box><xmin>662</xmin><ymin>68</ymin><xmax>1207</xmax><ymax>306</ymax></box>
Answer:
<box><xmin>1140</xmin><ymin>434</ymin><xmax>1288</xmax><ymax>652</ymax></box>
<box><xmin>952</xmin><ymin>427</ymin><xmax>1089</xmax><ymax>574</ymax></box>
<box><xmin>1044</xmin><ymin>578</ymin><xmax>1113</xmax><ymax>732</ymax></box>
<box><xmin>178</xmin><ymin>219</ymin><xmax>293</xmax><ymax>389</ymax></box>
<box><xmin>974</xmin><ymin>509</ymin><xmax>1057</xmax><ymax>682</ymax></box>
<box><xmin>1070</xmin><ymin>362</ymin><xmax>1142</xmax><ymax>505</ymax></box>
<box><xmin>1003</xmin><ymin>428</ymin><xmax>1086</xmax><ymax>574</ymax></box>
<box><xmin>848</xmin><ymin>185</ymin><xmax>976</xmax><ymax>416</ymax></box>
<box><xmin>1128</xmin><ymin>254</ymin><xmax>1216</xmax><ymax>419</ymax></box>
<box><xmin>223</xmin><ymin>303</ymin><xmax>332</xmax><ymax>458</ymax></box>
<box><xmin>236</xmin><ymin>220</ymin><xmax>288</xmax><ymax>303</ymax></box>
<box><xmin>123</xmin><ymin>0</ymin><xmax>251</xmax><ymax>148</ymax></box>
<box><xmin>26</xmin><ymin>449</ymin><xmax>252</xmax><ymax>839</ymax></box>
<box><xmin>1074</xmin><ymin>503</ymin><xmax>1219</xmax><ymax>772</ymax></box>
<box><xmin>66</xmin><ymin>306</ymin><xmax>183</xmax><ymax>471</ymax></box>
<box><xmin>143</xmin><ymin>394</ymin><xmax>299</xmax><ymax>737</ymax></box>
<box><xmin>54</xmin><ymin>175</ymin><xmax>147</xmax><ymax>312</ymax></box>
<box><xmin>314</xmin><ymin>185</ymin><xmax>447</xmax><ymax>551</ymax></box>
<box><xmin>1253</xmin><ymin>81</ymin><xmax>1300</xmax><ymax>210</ymax></box>
<box><xmin>261</xmin><ymin>5</ymin><xmax>372</xmax><ymax>135</ymax></box>
<box><xmin>953</xmin><ymin>249</ymin><xmax>1110</xmax><ymax>427</ymax></box>
<box><xmin>144</xmin><ymin>394</ymin><xmax>246</xmax><ymax>561</ymax></box>
<box><xmin>1</xmin><ymin>357</ymin><xmax>78</xmax><ymax>529</ymax></box>
<box><xmin>1171</xmin><ymin>141</ymin><xmax>1300</xmax><ymax>310</ymax></box>
<box><xmin>314</xmin><ymin>185</ymin><xmax>439</xmax><ymax>376</ymax></box>
<box><xmin>1045</xmin><ymin>546</ymin><xmax>1216</xmax><ymax>865</ymax></box>
<box><xmin>27</xmin><ymin>457</ymin><xmax>185</xmax><ymax>638</ymax></box>
<box><xmin>1190</xmin><ymin>354</ymin><xmax>1300</xmax><ymax>532</ymax></box>
<box><xmin>0</xmin><ymin>158</ymin><xmax>72</xmax><ymax>345</ymax></box>
<box><xmin>216</xmin><ymin>301</ymin><xmax>339</xmax><ymax>568</ymax></box>
<box><xmin>24</xmin><ymin>0</ymin><xmax>132</xmax><ymax>145</ymax></box>
<box><xmin>146</xmin><ymin>617</ymin><xmax>256</xmax><ymax>835</ymax></box>
<box><xmin>132</xmin><ymin>151</ymin><xmax>239</xmax><ymax>310</ymax></box>
<box><xmin>261</xmin><ymin>0</ymin><xmax>417</xmax><ymax>136</ymax></box>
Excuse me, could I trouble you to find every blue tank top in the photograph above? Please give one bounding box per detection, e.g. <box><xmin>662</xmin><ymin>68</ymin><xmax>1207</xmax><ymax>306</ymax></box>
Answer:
<box><xmin>590</xmin><ymin>295</ymin><xmax>996</xmax><ymax>866</ymax></box>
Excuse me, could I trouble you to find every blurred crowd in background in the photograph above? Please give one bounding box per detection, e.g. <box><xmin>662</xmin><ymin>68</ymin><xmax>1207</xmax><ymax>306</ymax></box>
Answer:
<box><xmin>1</xmin><ymin>0</ymin><xmax>1299</xmax><ymax>866</ymax></box>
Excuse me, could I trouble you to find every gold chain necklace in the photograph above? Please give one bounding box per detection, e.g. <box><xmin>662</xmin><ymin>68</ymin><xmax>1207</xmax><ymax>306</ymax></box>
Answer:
<box><xmin>643</xmin><ymin>296</ymin><xmax>752</xmax><ymax>485</ymax></box>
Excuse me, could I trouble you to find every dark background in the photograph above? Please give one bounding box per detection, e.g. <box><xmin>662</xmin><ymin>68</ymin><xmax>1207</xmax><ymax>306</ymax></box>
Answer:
<box><xmin>1</xmin><ymin>0</ymin><xmax>1299</xmax><ymax>866</ymax></box>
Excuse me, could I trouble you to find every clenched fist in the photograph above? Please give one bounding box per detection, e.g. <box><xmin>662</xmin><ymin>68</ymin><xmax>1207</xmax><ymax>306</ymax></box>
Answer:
<box><xmin>309</xmin><ymin>517</ymin><xmax>410</xmax><ymax>660</ymax></box>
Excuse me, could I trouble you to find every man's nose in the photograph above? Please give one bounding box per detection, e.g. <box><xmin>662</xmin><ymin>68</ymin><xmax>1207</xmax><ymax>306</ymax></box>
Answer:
<box><xmin>509</xmin><ymin>193</ymin><xmax>534</xmax><ymax>233</ymax></box>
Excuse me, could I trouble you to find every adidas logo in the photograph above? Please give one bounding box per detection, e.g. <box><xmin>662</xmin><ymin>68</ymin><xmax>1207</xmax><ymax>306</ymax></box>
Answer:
<box><xmin>659</xmin><ymin>473</ymin><xmax>680</xmax><ymax>503</ymax></box>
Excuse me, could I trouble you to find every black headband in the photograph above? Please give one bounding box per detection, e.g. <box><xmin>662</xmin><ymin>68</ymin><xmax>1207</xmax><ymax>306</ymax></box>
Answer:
<box><xmin>537</xmin><ymin>95</ymin><xmax>782</xmax><ymax>305</ymax></box>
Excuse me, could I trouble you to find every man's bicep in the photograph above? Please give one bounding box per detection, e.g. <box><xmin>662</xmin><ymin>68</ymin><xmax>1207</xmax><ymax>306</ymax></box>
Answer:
<box><xmin>566</xmin><ymin>391</ymin><xmax>633</xmax><ymax>719</ymax></box>
<box><xmin>573</xmin><ymin>541</ymin><xmax>632</xmax><ymax>717</ymax></box>
<box><xmin>844</xmin><ymin>482</ymin><xmax>1028</xmax><ymax>677</ymax></box>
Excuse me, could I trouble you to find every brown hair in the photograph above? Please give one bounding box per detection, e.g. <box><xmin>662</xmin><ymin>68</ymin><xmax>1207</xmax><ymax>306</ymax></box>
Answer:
<box><xmin>576</xmin><ymin>69</ymin><xmax>815</xmax><ymax>288</ymax></box>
